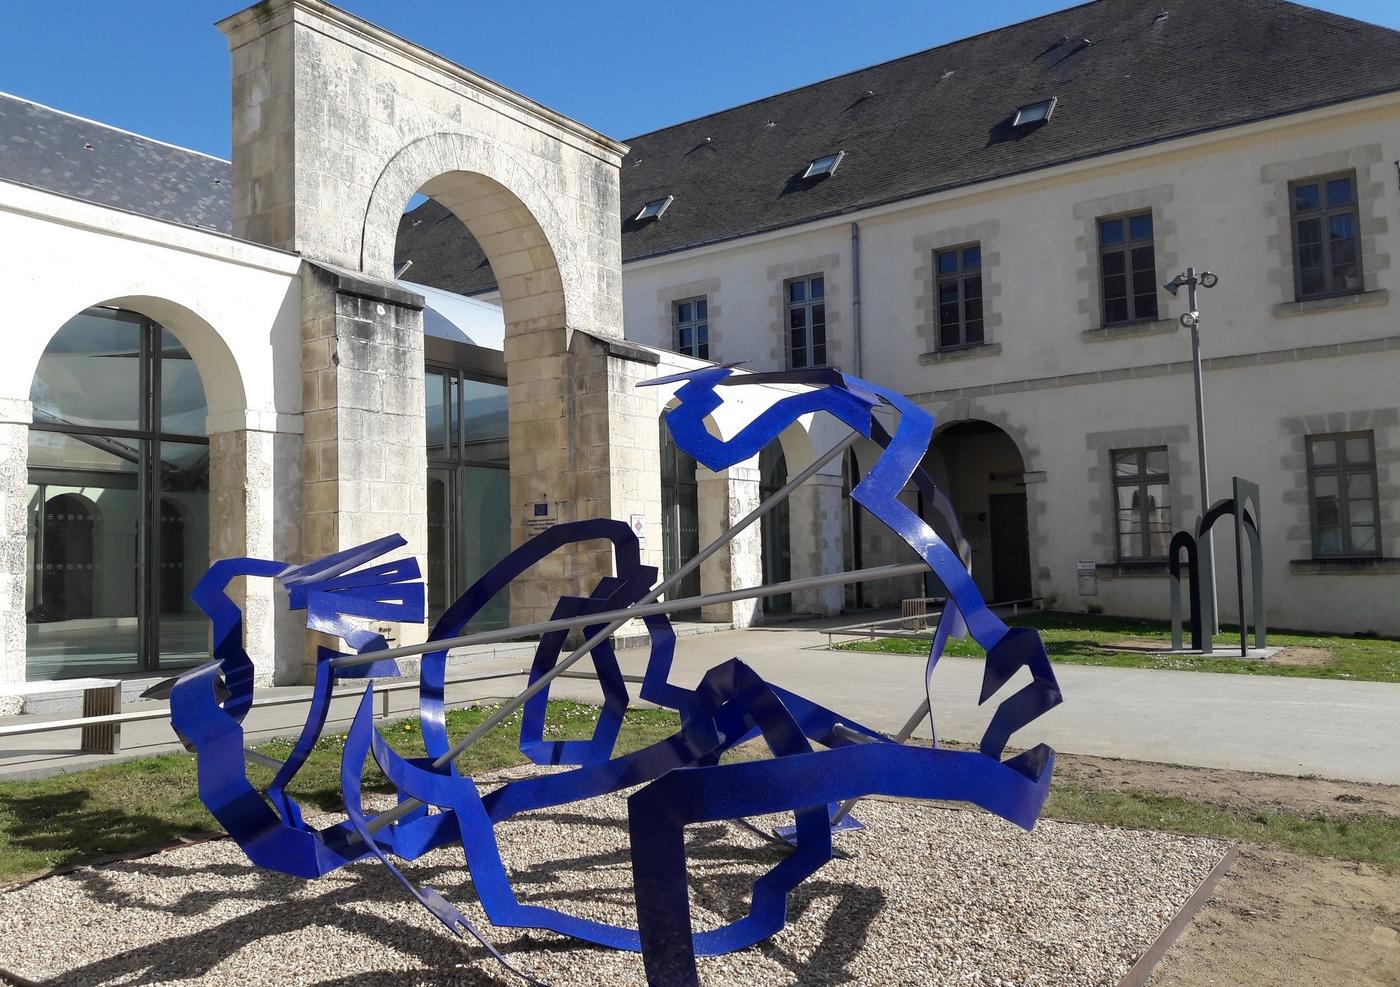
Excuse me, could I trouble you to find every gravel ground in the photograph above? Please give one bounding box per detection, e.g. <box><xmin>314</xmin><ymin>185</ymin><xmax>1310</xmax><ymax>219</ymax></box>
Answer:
<box><xmin>0</xmin><ymin>771</ymin><xmax>1229</xmax><ymax>987</ymax></box>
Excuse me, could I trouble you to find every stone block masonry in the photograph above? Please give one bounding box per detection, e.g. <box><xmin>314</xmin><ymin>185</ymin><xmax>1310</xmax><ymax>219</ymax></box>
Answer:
<box><xmin>299</xmin><ymin>262</ymin><xmax>428</xmax><ymax>680</ymax></box>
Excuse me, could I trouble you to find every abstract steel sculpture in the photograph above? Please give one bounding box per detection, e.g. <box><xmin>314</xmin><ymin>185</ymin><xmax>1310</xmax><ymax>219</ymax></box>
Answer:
<box><xmin>167</xmin><ymin>368</ymin><xmax>1063</xmax><ymax>987</ymax></box>
<box><xmin>1168</xmin><ymin>476</ymin><xmax>1266</xmax><ymax>656</ymax></box>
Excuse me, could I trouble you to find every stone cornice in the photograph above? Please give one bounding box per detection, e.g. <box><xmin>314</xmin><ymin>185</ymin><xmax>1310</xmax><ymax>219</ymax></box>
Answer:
<box><xmin>217</xmin><ymin>0</ymin><xmax>629</xmax><ymax>162</ymax></box>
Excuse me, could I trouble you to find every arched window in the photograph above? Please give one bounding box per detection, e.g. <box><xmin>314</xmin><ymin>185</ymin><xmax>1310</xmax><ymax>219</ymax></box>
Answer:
<box><xmin>25</xmin><ymin>307</ymin><xmax>209</xmax><ymax>679</ymax></box>
<box><xmin>842</xmin><ymin>449</ymin><xmax>864</xmax><ymax>610</ymax></box>
<box><xmin>759</xmin><ymin>443</ymin><xmax>792</xmax><ymax>613</ymax></box>
<box><xmin>659</xmin><ymin>417</ymin><xmax>700</xmax><ymax>619</ymax></box>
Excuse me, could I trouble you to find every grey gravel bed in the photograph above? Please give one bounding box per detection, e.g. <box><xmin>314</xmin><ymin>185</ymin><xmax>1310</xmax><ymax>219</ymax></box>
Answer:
<box><xmin>0</xmin><ymin>773</ymin><xmax>1229</xmax><ymax>987</ymax></box>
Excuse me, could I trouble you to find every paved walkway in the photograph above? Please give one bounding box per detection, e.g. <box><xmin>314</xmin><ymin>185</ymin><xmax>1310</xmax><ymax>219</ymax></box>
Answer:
<box><xmin>2</xmin><ymin>624</ymin><xmax>1397</xmax><ymax>784</ymax></box>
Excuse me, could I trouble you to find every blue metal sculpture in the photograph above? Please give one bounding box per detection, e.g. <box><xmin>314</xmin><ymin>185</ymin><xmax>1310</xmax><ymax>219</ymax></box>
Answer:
<box><xmin>168</xmin><ymin>368</ymin><xmax>1063</xmax><ymax>987</ymax></box>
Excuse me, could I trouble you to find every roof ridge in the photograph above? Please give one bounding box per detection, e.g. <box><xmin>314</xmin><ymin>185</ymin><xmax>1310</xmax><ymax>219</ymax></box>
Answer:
<box><xmin>0</xmin><ymin>89</ymin><xmax>230</xmax><ymax>165</ymax></box>
<box><xmin>620</xmin><ymin>0</ymin><xmax>1107</xmax><ymax>143</ymax></box>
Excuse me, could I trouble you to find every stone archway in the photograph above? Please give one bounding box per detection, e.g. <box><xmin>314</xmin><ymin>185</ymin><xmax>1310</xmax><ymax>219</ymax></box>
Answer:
<box><xmin>220</xmin><ymin>0</ymin><xmax>655</xmax><ymax>630</ymax></box>
<box><xmin>924</xmin><ymin>420</ymin><xmax>1034</xmax><ymax>604</ymax></box>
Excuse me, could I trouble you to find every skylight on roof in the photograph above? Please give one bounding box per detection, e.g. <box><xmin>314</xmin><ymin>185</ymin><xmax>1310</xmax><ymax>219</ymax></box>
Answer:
<box><xmin>802</xmin><ymin>150</ymin><xmax>845</xmax><ymax>180</ymax></box>
<box><xmin>635</xmin><ymin>195</ymin><xmax>674</xmax><ymax>222</ymax></box>
<box><xmin>1012</xmin><ymin>97</ymin><xmax>1057</xmax><ymax>128</ymax></box>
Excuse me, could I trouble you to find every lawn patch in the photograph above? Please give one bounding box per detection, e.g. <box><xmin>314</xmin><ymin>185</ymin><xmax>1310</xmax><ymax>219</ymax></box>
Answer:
<box><xmin>836</xmin><ymin>611</ymin><xmax>1400</xmax><ymax>683</ymax></box>
<box><xmin>0</xmin><ymin>700</ymin><xmax>680</xmax><ymax>885</ymax></box>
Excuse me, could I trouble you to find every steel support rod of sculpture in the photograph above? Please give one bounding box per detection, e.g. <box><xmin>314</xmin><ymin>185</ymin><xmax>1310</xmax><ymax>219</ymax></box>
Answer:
<box><xmin>330</xmin><ymin>432</ymin><xmax>858</xmax><ymax>674</ymax></box>
<box><xmin>354</xmin><ymin>430</ymin><xmax>865</xmax><ymax>836</ymax></box>
<box><xmin>357</xmin><ymin>558</ymin><xmax>929</xmax><ymax>837</ymax></box>
<box><xmin>829</xmin><ymin>695</ymin><xmax>931</xmax><ymax>827</ymax></box>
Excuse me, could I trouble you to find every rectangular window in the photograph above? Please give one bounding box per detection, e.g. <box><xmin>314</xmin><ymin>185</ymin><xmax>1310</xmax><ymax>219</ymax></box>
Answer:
<box><xmin>1290</xmin><ymin>172</ymin><xmax>1362</xmax><ymax>300</ymax></box>
<box><xmin>1098</xmin><ymin>211</ymin><xmax>1158</xmax><ymax>325</ymax></box>
<box><xmin>785</xmin><ymin>274</ymin><xmax>826</xmax><ymax>369</ymax></box>
<box><xmin>1307</xmin><ymin>432</ymin><xmax>1380</xmax><ymax>557</ymax></box>
<box><xmin>935</xmin><ymin>243</ymin><xmax>985</xmax><ymax>349</ymax></box>
<box><xmin>1112</xmin><ymin>447</ymin><xmax>1171</xmax><ymax>561</ymax></box>
<box><xmin>673</xmin><ymin>297</ymin><xmax>709</xmax><ymax>359</ymax></box>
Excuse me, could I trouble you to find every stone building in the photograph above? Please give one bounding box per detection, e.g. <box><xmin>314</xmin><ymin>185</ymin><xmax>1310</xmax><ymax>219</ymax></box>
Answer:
<box><xmin>3</xmin><ymin>0</ymin><xmax>1400</xmax><ymax>702</ymax></box>
<box><xmin>407</xmin><ymin>0</ymin><xmax>1400</xmax><ymax>637</ymax></box>
<box><xmin>0</xmin><ymin>0</ymin><xmax>808</xmax><ymax>698</ymax></box>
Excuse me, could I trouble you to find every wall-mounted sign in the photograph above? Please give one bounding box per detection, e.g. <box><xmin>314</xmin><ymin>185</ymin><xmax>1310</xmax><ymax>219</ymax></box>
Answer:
<box><xmin>629</xmin><ymin>513</ymin><xmax>647</xmax><ymax>551</ymax></box>
<box><xmin>1076</xmin><ymin>560</ymin><xmax>1098</xmax><ymax>596</ymax></box>
<box><xmin>525</xmin><ymin>501</ymin><xmax>557</xmax><ymax>535</ymax></box>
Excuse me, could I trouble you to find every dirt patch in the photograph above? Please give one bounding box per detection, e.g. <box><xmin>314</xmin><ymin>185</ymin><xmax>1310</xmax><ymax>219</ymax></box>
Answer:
<box><xmin>1273</xmin><ymin>645</ymin><xmax>1336</xmax><ymax>667</ymax></box>
<box><xmin>1149</xmin><ymin>847</ymin><xmax>1400</xmax><ymax>986</ymax></box>
<box><xmin>1053</xmin><ymin>750</ymin><xmax>1400</xmax><ymax>818</ymax></box>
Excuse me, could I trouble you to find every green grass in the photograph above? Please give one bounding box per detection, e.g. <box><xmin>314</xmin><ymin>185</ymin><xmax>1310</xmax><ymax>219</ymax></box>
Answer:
<box><xmin>0</xmin><ymin>700</ymin><xmax>680</xmax><ymax>884</ymax></box>
<box><xmin>1044</xmin><ymin>782</ymin><xmax>1400</xmax><ymax>873</ymax></box>
<box><xmin>837</xmin><ymin>611</ymin><xmax>1400</xmax><ymax>682</ymax></box>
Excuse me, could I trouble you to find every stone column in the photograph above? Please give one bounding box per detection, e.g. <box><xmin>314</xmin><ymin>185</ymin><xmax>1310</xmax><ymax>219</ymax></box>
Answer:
<box><xmin>506</xmin><ymin>329</ymin><xmax>662</xmax><ymax>627</ymax></box>
<box><xmin>697</xmin><ymin>464</ymin><xmax>762</xmax><ymax>626</ymax></box>
<box><xmin>207</xmin><ymin>421</ymin><xmax>304</xmax><ymax>685</ymax></box>
<box><xmin>300</xmin><ymin>262</ymin><xmax>428</xmax><ymax>680</ymax></box>
<box><xmin>0</xmin><ymin>400</ymin><xmax>29</xmax><ymax>708</ymax></box>
<box><xmin>789</xmin><ymin>472</ymin><xmax>846</xmax><ymax>616</ymax></box>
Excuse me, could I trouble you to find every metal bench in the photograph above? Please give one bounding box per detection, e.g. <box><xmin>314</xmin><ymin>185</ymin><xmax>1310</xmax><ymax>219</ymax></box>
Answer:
<box><xmin>0</xmin><ymin>678</ymin><xmax>123</xmax><ymax>753</ymax></box>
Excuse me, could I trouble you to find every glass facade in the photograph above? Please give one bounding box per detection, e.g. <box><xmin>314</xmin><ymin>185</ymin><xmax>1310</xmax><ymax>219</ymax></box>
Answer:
<box><xmin>759</xmin><ymin>443</ymin><xmax>792</xmax><ymax>613</ymax></box>
<box><xmin>26</xmin><ymin>308</ymin><xmax>210</xmax><ymax>679</ymax></box>
<box><xmin>424</xmin><ymin>365</ymin><xmax>510</xmax><ymax>628</ymax></box>
<box><xmin>659</xmin><ymin>418</ymin><xmax>701</xmax><ymax>620</ymax></box>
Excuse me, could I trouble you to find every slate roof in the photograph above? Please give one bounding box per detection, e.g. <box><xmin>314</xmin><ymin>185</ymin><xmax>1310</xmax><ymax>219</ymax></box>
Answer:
<box><xmin>0</xmin><ymin>91</ymin><xmax>231</xmax><ymax>232</ymax></box>
<box><xmin>395</xmin><ymin>0</ymin><xmax>1400</xmax><ymax>295</ymax></box>
<box><xmin>3</xmin><ymin>0</ymin><xmax>1399</xmax><ymax>287</ymax></box>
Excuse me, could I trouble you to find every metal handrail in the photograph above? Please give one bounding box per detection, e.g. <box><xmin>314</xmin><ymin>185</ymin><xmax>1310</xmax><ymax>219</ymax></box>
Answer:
<box><xmin>0</xmin><ymin>667</ymin><xmax>533</xmax><ymax>742</ymax></box>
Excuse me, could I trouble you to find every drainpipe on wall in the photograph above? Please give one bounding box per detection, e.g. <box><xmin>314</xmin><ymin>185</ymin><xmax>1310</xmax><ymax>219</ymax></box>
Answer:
<box><xmin>850</xmin><ymin>221</ymin><xmax>863</xmax><ymax>377</ymax></box>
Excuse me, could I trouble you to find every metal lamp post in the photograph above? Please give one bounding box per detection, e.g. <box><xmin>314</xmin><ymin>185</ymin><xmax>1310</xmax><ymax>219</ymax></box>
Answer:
<box><xmin>1165</xmin><ymin>267</ymin><xmax>1221</xmax><ymax>637</ymax></box>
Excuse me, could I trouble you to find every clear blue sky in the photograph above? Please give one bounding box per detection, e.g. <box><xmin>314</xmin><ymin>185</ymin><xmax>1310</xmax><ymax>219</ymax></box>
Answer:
<box><xmin>2</xmin><ymin>0</ymin><xmax>1398</xmax><ymax>159</ymax></box>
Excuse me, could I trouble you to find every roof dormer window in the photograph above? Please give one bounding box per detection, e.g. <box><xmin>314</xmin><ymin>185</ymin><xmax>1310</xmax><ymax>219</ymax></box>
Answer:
<box><xmin>1012</xmin><ymin>97</ymin><xmax>1057</xmax><ymax>128</ymax></box>
<box><xmin>802</xmin><ymin>150</ymin><xmax>845</xmax><ymax>180</ymax></box>
<box><xmin>635</xmin><ymin>195</ymin><xmax>674</xmax><ymax>222</ymax></box>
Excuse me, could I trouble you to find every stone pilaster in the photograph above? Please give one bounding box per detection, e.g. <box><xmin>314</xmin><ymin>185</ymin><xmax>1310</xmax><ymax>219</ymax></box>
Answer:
<box><xmin>789</xmin><ymin>472</ymin><xmax>846</xmax><ymax>616</ymax></box>
<box><xmin>300</xmin><ymin>262</ymin><xmax>427</xmax><ymax>679</ymax></box>
<box><xmin>698</xmin><ymin>465</ymin><xmax>762</xmax><ymax>626</ymax></box>
<box><xmin>507</xmin><ymin>329</ymin><xmax>661</xmax><ymax>627</ymax></box>
<box><xmin>0</xmin><ymin>400</ymin><xmax>30</xmax><ymax>705</ymax></box>
<box><xmin>208</xmin><ymin>424</ymin><xmax>304</xmax><ymax>685</ymax></box>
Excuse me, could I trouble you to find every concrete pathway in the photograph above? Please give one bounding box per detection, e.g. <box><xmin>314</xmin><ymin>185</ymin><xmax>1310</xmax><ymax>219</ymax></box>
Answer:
<box><xmin>1</xmin><ymin>624</ymin><xmax>1397</xmax><ymax>785</ymax></box>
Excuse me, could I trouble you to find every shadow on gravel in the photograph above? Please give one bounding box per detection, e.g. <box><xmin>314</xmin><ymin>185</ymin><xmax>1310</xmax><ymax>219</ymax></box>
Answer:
<box><xmin>45</xmin><ymin>820</ymin><xmax>881</xmax><ymax>987</ymax></box>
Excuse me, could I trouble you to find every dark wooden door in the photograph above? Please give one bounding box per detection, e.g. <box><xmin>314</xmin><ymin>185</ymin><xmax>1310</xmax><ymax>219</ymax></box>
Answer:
<box><xmin>989</xmin><ymin>492</ymin><xmax>1031</xmax><ymax>603</ymax></box>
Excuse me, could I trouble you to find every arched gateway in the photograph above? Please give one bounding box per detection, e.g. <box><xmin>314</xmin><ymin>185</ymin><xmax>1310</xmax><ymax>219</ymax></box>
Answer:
<box><xmin>219</xmin><ymin>0</ymin><xmax>660</xmax><ymax>629</ymax></box>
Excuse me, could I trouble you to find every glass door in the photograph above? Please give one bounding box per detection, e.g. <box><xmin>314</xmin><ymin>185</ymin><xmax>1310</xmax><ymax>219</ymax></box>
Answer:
<box><xmin>659</xmin><ymin>419</ymin><xmax>701</xmax><ymax>619</ymax></box>
<box><xmin>425</xmin><ymin>363</ymin><xmax>511</xmax><ymax>628</ymax></box>
<box><xmin>26</xmin><ymin>309</ymin><xmax>210</xmax><ymax>679</ymax></box>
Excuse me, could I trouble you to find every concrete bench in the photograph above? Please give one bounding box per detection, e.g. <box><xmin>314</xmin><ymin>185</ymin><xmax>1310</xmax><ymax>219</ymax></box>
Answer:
<box><xmin>0</xmin><ymin>678</ymin><xmax>123</xmax><ymax>753</ymax></box>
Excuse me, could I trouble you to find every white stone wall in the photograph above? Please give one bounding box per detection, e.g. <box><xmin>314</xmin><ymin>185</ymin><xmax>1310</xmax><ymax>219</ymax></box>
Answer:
<box><xmin>0</xmin><ymin>181</ymin><xmax>304</xmax><ymax>688</ymax></box>
<box><xmin>621</xmin><ymin>96</ymin><xmax>1400</xmax><ymax>634</ymax></box>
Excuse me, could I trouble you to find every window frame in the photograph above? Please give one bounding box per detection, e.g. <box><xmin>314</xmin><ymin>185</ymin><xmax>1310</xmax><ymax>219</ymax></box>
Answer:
<box><xmin>1111</xmin><ymin>446</ymin><xmax>1171</xmax><ymax>563</ymax></box>
<box><xmin>784</xmin><ymin>273</ymin><xmax>827</xmax><ymax>370</ymax></box>
<box><xmin>1306</xmin><ymin>430</ymin><xmax>1381</xmax><ymax>559</ymax></box>
<box><xmin>672</xmin><ymin>296</ymin><xmax>710</xmax><ymax>360</ymax></box>
<box><xmin>934</xmin><ymin>242</ymin><xmax>985</xmax><ymax>350</ymax></box>
<box><xmin>1097</xmin><ymin>210</ymin><xmax>1159</xmax><ymax>327</ymax></box>
<box><xmin>1289</xmin><ymin>171</ymin><xmax>1363</xmax><ymax>302</ymax></box>
<box><xmin>26</xmin><ymin>305</ymin><xmax>211</xmax><ymax>675</ymax></box>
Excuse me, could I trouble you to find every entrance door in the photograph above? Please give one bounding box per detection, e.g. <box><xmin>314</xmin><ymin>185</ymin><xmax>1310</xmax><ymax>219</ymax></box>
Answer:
<box><xmin>760</xmin><ymin>444</ymin><xmax>792</xmax><ymax>613</ymax></box>
<box><xmin>989</xmin><ymin>492</ymin><xmax>1032</xmax><ymax>603</ymax></box>
<box><xmin>660</xmin><ymin>419</ymin><xmax>701</xmax><ymax>619</ymax></box>
<box><xmin>426</xmin><ymin>467</ymin><xmax>457</xmax><ymax>620</ymax></box>
<box><xmin>425</xmin><ymin>362</ymin><xmax>511</xmax><ymax>628</ymax></box>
